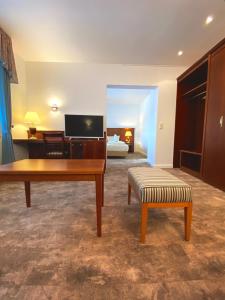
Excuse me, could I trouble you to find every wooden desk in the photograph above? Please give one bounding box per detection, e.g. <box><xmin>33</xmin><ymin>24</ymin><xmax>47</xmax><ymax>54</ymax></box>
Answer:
<box><xmin>0</xmin><ymin>159</ymin><xmax>105</xmax><ymax>237</ymax></box>
<box><xmin>13</xmin><ymin>138</ymin><xmax>106</xmax><ymax>160</ymax></box>
<box><xmin>13</xmin><ymin>139</ymin><xmax>70</xmax><ymax>159</ymax></box>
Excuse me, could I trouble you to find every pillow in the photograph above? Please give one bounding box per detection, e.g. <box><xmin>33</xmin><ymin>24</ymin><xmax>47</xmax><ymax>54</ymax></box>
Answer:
<box><xmin>113</xmin><ymin>134</ymin><xmax>120</xmax><ymax>142</ymax></box>
<box><xmin>107</xmin><ymin>136</ymin><xmax>115</xmax><ymax>142</ymax></box>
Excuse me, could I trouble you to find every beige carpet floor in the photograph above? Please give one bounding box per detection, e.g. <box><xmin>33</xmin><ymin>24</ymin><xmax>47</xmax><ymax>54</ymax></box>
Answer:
<box><xmin>0</xmin><ymin>157</ymin><xmax>225</xmax><ymax>299</ymax></box>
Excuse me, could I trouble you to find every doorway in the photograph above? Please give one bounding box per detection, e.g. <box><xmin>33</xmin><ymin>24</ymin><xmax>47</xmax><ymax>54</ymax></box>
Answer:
<box><xmin>106</xmin><ymin>85</ymin><xmax>158</xmax><ymax>165</ymax></box>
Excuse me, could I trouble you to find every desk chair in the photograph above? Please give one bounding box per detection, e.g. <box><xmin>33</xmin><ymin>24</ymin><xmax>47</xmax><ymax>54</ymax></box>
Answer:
<box><xmin>43</xmin><ymin>131</ymin><xmax>66</xmax><ymax>159</ymax></box>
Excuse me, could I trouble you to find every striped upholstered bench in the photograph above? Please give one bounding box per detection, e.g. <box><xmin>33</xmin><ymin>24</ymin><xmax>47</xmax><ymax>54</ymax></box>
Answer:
<box><xmin>128</xmin><ymin>167</ymin><xmax>192</xmax><ymax>243</ymax></box>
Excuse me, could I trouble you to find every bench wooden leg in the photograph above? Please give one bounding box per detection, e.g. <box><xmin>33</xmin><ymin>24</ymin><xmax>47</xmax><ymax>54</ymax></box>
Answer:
<box><xmin>128</xmin><ymin>183</ymin><xmax>131</xmax><ymax>205</ymax></box>
<box><xmin>184</xmin><ymin>203</ymin><xmax>192</xmax><ymax>241</ymax></box>
<box><xmin>140</xmin><ymin>203</ymin><xmax>148</xmax><ymax>243</ymax></box>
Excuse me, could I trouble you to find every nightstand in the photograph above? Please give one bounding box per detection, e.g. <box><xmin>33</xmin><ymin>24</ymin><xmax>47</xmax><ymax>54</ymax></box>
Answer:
<box><xmin>126</xmin><ymin>142</ymin><xmax>134</xmax><ymax>153</ymax></box>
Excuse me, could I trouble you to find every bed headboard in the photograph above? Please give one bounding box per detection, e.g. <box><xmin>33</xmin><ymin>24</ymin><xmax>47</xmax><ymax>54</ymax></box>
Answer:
<box><xmin>107</xmin><ymin>128</ymin><xmax>135</xmax><ymax>151</ymax></box>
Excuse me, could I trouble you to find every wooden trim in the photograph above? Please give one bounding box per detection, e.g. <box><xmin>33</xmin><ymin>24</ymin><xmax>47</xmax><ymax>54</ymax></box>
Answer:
<box><xmin>173</xmin><ymin>77</ymin><xmax>183</xmax><ymax>167</ymax></box>
<box><xmin>180</xmin><ymin>150</ymin><xmax>202</xmax><ymax>156</ymax></box>
<box><xmin>201</xmin><ymin>53</ymin><xmax>212</xmax><ymax>176</ymax></box>
<box><xmin>178</xmin><ymin>57</ymin><xmax>208</xmax><ymax>81</ymax></box>
<box><xmin>0</xmin><ymin>174</ymin><xmax>96</xmax><ymax>181</ymax></box>
<box><xmin>207</xmin><ymin>38</ymin><xmax>225</xmax><ymax>58</ymax></box>
<box><xmin>143</xmin><ymin>202</ymin><xmax>192</xmax><ymax>208</ymax></box>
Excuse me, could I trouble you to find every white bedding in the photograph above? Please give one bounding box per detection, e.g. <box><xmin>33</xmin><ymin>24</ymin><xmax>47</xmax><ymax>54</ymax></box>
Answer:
<box><xmin>107</xmin><ymin>141</ymin><xmax>129</xmax><ymax>152</ymax></box>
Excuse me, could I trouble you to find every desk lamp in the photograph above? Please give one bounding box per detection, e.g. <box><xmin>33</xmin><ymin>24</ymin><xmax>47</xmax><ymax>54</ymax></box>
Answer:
<box><xmin>24</xmin><ymin>112</ymin><xmax>40</xmax><ymax>139</ymax></box>
<box><xmin>125</xmin><ymin>130</ymin><xmax>132</xmax><ymax>143</ymax></box>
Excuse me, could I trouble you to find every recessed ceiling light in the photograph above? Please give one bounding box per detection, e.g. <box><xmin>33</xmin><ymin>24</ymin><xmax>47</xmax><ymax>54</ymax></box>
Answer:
<box><xmin>205</xmin><ymin>15</ymin><xmax>214</xmax><ymax>25</ymax></box>
<box><xmin>178</xmin><ymin>50</ymin><xmax>183</xmax><ymax>56</ymax></box>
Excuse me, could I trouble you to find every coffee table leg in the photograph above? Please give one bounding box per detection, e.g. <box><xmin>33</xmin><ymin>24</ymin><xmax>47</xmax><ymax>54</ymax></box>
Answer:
<box><xmin>102</xmin><ymin>175</ymin><xmax>104</xmax><ymax>207</ymax></box>
<box><xmin>95</xmin><ymin>175</ymin><xmax>102</xmax><ymax>237</ymax></box>
<box><xmin>24</xmin><ymin>181</ymin><xmax>31</xmax><ymax>207</ymax></box>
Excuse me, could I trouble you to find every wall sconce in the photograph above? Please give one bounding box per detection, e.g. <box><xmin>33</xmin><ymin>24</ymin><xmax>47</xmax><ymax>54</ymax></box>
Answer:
<box><xmin>51</xmin><ymin>104</ymin><xmax>58</xmax><ymax>112</ymax></box>
<box><xmin>51</xmin><ymin>103</ymin><xmax>59</xmax><ymax>112</ymax></box>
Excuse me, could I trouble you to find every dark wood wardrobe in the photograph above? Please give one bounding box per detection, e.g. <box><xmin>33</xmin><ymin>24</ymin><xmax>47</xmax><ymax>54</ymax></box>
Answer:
<box><xmin>173</xmin><ymin>38</ymin><xmax>225</xmax><ymax>190</ymax></box>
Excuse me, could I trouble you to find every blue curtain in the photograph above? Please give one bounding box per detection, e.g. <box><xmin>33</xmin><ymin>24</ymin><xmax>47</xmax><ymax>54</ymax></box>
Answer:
<box><xmin>0</xmin><ymin>60</ymin><xmax>15</xmax><ymax>164</ymax></box>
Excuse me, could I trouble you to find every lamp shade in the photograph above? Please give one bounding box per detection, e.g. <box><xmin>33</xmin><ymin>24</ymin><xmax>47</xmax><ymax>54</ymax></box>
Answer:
<box><xmin>24</xmin><ymin>112</ymin><xmax>40</xmax><ymax>125</ymax></box>
<box><xmin>125</xmin><ymin>130</ymin><xmax>132</xmax><ymax>137</ymax></box>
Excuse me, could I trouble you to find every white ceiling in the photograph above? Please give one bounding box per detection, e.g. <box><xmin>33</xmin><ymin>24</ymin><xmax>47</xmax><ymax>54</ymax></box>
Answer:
<box><xmin>107</xmin><ymin>86</ymin><xmax>151</xmax><ymax>105</ymax></box>
<box><xmin>0</xmin><ymin>0</ymin><xmax>225</xmax><ymax>65</ymax></box>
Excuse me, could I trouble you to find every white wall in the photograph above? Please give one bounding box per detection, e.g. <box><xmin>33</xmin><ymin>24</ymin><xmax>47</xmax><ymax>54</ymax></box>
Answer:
<box><xmin>139</xmin><ymin>93</ymin><xmax>151</xmax><ymax>154</ymax></box>
<box><xmin>25</xmin><ymin>63</ymin><xmax>107</xmax><ymax>130</ymax></box>
<box><xmin>12</xmin><ymin>54</ymin><xmax>29</xmax><ymax>161</ymax></box>
<box><xmin>11</xmin><ymin>54</ymin><xmax>28</xmax><ymax>139</ymax></box>
<box><xmin>148</xmin><ymin>88</ymin><xmax>159</xmax><ymax>165</ymax></box>
<box><xmin>13</xmin><ymin>61</ymin><xmax>185</xmax><ymax>167</ymax></box>
<box><xmin>139</xmin><ymin>88</ymin><xmax>158</xmax><ymax>165</ymax></box>
<box><xmin>155</xmin><ymin>80</ymin><xmax>179</xmax><ymax>167</ymax></box>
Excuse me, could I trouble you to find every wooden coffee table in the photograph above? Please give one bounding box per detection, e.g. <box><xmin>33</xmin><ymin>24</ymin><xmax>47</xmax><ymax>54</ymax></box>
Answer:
<box><xmin>0</xmin><ymin>159</ymin><xmax>105</xmax><ymax>237</ymax></box>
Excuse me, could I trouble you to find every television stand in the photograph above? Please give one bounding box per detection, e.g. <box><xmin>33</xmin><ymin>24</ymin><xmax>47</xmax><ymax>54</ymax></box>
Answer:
<box><xmin>69</xmin><ymin>137</ymin><xmax>106</xmax><ymax>159</ymax></box>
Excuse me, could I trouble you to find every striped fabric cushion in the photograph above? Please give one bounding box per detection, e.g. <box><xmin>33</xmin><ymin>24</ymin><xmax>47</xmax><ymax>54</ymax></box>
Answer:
<box><xmin>128</xmin><ymin>167</ymin><xmax>192</xmax><ymax>203</ymax></box>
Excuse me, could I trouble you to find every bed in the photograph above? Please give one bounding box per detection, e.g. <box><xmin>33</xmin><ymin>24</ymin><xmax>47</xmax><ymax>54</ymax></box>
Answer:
<box><xmin>107</xmin><ymin>140</ymin><xmax>129</xmax><ymax>157</ymax></box>
<box><xmin>107</xmin><ymin>128</ymin><xmax>135</xmax><ymax>157</ymax></box>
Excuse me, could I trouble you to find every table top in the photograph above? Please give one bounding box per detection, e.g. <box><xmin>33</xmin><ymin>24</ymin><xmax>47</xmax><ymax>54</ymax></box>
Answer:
<box><xmin>0</xmin><ymin>159</ymin><xmax>105</xmax><ymax>175</ymax></box>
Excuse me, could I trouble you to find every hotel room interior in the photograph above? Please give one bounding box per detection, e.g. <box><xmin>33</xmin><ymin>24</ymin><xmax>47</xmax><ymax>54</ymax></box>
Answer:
<box><xmin>0</xmin><ymin>1</ymin><xmax>225</xmax><ymax>299</ymax></box>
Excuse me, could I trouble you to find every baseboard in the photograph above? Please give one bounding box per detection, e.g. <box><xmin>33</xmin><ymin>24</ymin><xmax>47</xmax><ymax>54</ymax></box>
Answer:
<box><xmin>152</xmin><ymin>164</ymin><xmax>173</xmax><ymax>168</ymax></box>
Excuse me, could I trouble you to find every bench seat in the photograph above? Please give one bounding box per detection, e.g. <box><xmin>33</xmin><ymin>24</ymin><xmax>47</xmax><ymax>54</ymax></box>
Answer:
<box><xmin>128</xmin><ymin>167</ymin><xmax>192</xmax><ymax>243</ymax></box>
<box><xmin>128</xmin><ymin>167</ymin><xmax>192</xmax><ymax>203</ymax></box>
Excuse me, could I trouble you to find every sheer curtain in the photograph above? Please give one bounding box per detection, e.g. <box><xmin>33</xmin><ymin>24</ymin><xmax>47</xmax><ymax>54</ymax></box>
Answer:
<box><xmin>0</xmin><ymin>61</ymin><xmax>15</xmax><ymax>164</ymax></box>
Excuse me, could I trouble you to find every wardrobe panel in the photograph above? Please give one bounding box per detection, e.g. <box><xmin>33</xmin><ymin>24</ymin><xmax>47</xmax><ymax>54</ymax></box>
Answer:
<box><xmin>203</xmin><ymin>45</ymin><xmax>225</xmax><ymax>189</ymax></box>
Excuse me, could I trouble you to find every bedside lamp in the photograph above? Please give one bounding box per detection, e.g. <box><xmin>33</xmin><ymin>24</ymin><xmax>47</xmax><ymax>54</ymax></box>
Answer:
<box><xmin>125</xmin><ymin>130</ymin><xmax>132</xmax><ymax>143</ymax></box>
<box><xmin>24</xmin><ymin>112</ymin><xmax>41</xmax><ymax>139</ymax></box>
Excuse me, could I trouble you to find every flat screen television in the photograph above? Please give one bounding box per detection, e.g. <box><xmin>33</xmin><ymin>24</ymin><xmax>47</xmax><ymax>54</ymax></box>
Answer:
<box><xmin>65</xmin><ymin>114</ymin><xmax>104</xmax><ymax>138</ymax></box>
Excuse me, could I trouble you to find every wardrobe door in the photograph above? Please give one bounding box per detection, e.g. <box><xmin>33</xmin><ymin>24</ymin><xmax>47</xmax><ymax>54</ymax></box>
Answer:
<box><xmin>203</xmin><ymin>45</ymin><xmax>225</xmax><ymax>189</ymax></box>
